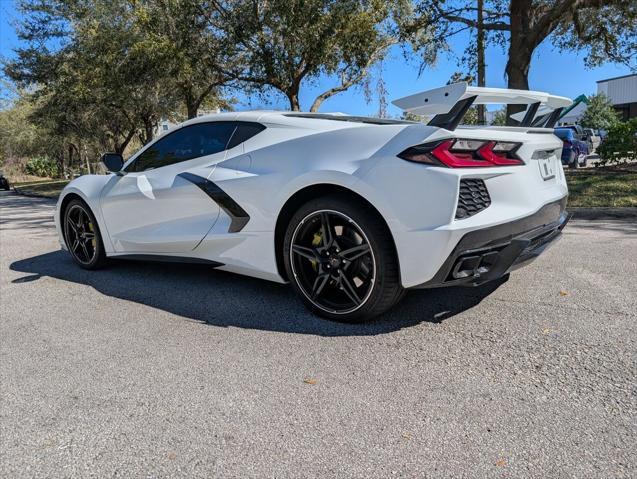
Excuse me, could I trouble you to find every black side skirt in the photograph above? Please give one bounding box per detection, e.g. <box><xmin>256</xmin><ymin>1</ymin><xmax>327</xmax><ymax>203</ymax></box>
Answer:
<box><xmin>113</xmin><ymin>254</ymin><xmax>223</xmax><ymax>267</ymax></box>
<box><xmin>178</xmin><ymin>172</ymin><xmax>250</xmax><ymax>233</ymax></box>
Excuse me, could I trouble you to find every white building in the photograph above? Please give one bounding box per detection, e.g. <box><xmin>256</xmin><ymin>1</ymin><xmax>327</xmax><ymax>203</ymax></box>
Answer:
<box><xmin>597</xmin><ymin>73</ymin><xmax>637</xmax><ymax>121</ymax></box>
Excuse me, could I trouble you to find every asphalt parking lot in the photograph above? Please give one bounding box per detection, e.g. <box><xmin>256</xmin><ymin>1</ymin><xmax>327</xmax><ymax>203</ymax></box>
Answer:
<box><xmin>1</xmin><ymin>191</ymin><xmax>635</xmax><ymax>478</ymax></box>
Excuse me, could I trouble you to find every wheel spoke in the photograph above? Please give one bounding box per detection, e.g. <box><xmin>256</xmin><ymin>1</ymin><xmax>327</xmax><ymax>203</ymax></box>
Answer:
<box><xmin>80</xmin><ymin>241</ymin><xmax>91</xmax><ymax>260</ymax></box>
<box><xmin>71</xmin><ymin>238</ymin><xmax>80</xmax><ymax>252</ymax></box>
<box><xmin>311</xmin><ymin>273</ymin><xmax>330</xmax><ymax>299</ymax></box>
<box><xmin>83</xmin><ymin>232</ymin><xmax>95</xmax><ymax>240</ymax></box>
<box><xmin>340</xmin><ymin>243</ymin><xmax>371</xmax><ymax>262</ymax></box>
<box><xmin>76</xmin><ymin>209</ymin><xmax>84</xmax><ymax>227</ymax></box>
<box><xmin>291</xmin><ymin>244</ymin><xmax>318</xmax><ymax>262</ymax></box>
<box><xmin>67</xmin><ymin>218</ymin><xmax>78</xmax><ymax>234</ymax></box>
<box><xmin>320</xmin><ymin>212</ymin><xmax>334</xmax><ymax>248</ymax></box>
<box><xmin>338</xmin><ymin>270</ymin><xmax>362</xmax><ymax>305</ymax></box>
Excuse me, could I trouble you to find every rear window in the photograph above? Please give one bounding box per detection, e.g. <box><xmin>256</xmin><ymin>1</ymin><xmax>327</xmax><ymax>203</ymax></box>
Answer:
<box><xmin>554</xmin><ymin>129</ymin><xmax>573</xmax><ymax>140</ymax></box>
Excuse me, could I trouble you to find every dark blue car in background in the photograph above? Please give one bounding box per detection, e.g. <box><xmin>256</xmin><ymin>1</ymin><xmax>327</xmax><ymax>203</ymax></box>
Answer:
<box><xmin>554</xmin><ymin>126</ymin><xmax>589</xmax><ymax>168</ymax></box>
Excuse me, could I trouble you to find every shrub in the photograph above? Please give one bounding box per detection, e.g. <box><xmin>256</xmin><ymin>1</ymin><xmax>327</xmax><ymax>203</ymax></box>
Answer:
<box><xmin>597</xmin><ymin>118</ymin><xmax>637</xmax><ymax>167</ymax></box>
<box><xmin>23</xmin><ymin>156</ymin><xmax>60</xmax><ymax>178</ymax></box>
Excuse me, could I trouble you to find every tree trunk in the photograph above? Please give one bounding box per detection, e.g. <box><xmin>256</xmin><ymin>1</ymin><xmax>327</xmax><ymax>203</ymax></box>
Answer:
<box><xmin>67</xmin><ymin>144</ymin><xmax>74</xmax><ymax>177</ymax></box>
<box><xmin>138</xmin><ymin>116</ymin><xmax>155</xmax><ymax>146</ymax></box>
<box><xmin>505</xmin><ymin>0</ymin><xmax>534</xmax><ymax>124</ymax></box>
<box><xmin>186</xmin><ymin>100</ymin><xmax>199</xmax><ymax>119</ymax></box>
<box><xmin>286</xmin><ymin>87</ymin><xmax>301</xmax><ymax>111</ymax></box>
<box><xmin>477</xmin><ymin>0</ymin><xmax>486</xmax><ymax>125</ymax></box>
<box><xmin>83</xmin><ymin>144</ymin><xmax>91</xmax><ymax>175</ymax></box>
<box><xmin>115</xmin><ymin>128</ymin><xmax>137</xmax><ymax>155</ymax></box>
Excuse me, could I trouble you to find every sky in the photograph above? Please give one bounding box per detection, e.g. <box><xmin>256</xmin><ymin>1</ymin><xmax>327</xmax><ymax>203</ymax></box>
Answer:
<box><xmin>0</xmin><ymin>0</ymin><xmax>632</xmax><ymax>116</ymax></box>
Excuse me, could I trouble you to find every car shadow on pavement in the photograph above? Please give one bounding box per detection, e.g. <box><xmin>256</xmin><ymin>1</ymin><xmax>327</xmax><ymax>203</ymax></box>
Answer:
<box><xmin>10</xmin><ymin>250</ymin><xmax>507</xmax><ymax>336</ymax></box>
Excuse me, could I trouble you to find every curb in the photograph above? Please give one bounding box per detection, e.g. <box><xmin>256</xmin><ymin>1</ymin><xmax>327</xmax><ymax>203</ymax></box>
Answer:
<box><xmin>568</xmin><ymin>207</ymin><xmax>637</xmax><ymax>220</ymax></box>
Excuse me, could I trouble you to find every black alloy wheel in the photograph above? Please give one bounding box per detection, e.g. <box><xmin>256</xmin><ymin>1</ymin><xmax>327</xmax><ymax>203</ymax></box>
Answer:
<box><xmin>290</xmin><ymin>209</ymin><xmax>376</xmax><ymax>314</ymax></box>
<box><xmin>284</xmin><ymin>195</ymin><xmax>403</xmax><ymax>322</ymax></box>
<box><xmin>63</xmin><ymin>199</ymin><xmax>106</xmax><ymax>269</ymax></box>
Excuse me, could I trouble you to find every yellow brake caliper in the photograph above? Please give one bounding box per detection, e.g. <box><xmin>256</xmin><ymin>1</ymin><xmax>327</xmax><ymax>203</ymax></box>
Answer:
<box><xmin>88</xmin><ymin>222</ymin><xmax>96</xmax><ymax>247</ymax></box>
<box><xmin>311</xmin><ymin>232</ymin><xmax>322</xmax><ymax>270</ymax></box>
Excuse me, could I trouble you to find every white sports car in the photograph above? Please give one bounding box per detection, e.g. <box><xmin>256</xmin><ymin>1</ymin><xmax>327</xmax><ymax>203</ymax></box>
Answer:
<box><xmin>56</xmin><ymin>83</ymin><xmax>571</xmax><ymax>322</ymax></box>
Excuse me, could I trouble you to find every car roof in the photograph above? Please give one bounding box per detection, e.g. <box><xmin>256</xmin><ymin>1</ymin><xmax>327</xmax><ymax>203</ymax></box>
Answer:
<box><xmin>180</xmin><ymin>110</ymin><xmax>413</xmax><ymax>131</ymax></box>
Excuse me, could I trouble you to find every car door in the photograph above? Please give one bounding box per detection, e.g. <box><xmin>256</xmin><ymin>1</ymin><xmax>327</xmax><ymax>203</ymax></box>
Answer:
<box><xmin>99</xmin><ymin>122</ymin><xmax>237</xmax><ymax>254</ymax></box>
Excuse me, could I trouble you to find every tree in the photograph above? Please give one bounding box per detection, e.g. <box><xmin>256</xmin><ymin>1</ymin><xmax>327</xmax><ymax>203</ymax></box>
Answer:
<box><xmin>597</xmin><ymin>118</ymin><xmax>637</xmax><ymax>166</ymax></box>
<box><xmin>209</xmin><ymin>0</ymin><xmax>399</xmax><ymax>111</ymax></box>
<box><xmin>136</xmin><ymin>0</ymin><xmax>232</xmax><ymax>119</ymax></box>
<box><xmin>580</xmin><ymin>93</ymin><xmax>620</xmax><ymax>131</ymax></box>
<box><xmin>490</xmin><ymin>107</ymin><xmax>508</xmax><ymax>126</ymax></box>
<box><xmin>407</xmin><ymin>1</ymin><xmax>637</xmax><ymax>121</ymax></box>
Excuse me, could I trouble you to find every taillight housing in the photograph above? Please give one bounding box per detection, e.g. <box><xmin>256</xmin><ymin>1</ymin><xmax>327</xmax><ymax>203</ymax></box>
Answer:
<box><xmin>398</xmin><ymin>139</ymin><xmax>523</xmax><ymax>168</ymax></box>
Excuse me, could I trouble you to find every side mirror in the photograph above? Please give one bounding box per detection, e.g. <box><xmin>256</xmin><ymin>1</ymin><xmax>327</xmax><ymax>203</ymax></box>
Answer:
<box><xmin>101</xmin><ymin>153</ymin><xmax>124</xmax><ymax>174</ymax></box>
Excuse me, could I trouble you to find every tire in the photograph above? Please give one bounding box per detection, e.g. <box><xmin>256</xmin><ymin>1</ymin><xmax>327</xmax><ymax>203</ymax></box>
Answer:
<box><xmin>568</xmin><ymin>151</ymin><xmax>578</xmax><ymax>169</ymax></box>
<box><xmin>283</xmin><ymin>194</ymin><xmax>403</xmax><ymax>322</ymax></box>
<box><xmin>63</xmin><ymin>199</ymin><xmax>107</xmax><ymax>270</ymax></box>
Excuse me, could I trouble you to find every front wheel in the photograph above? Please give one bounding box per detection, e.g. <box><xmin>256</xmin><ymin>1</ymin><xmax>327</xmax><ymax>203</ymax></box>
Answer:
<box><xmin>283</xmin><ymin>195</ymin><xmax>403</xmax><ymax>322</ymax></box>
<box><xmin>63</xmin><ymin>199</ymin><xmax>107</xmax><ymax>270</ymax></box>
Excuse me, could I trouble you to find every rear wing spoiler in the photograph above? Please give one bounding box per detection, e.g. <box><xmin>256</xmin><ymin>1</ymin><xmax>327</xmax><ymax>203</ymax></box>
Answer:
<box><xmin>391</xmin><ymin>82</ymin><xmax>572</xmax><ymax>130</ymax></box>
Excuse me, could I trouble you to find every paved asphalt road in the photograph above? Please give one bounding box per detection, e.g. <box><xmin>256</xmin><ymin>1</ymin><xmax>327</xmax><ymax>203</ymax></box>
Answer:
<box><xmin>1</xmin><ymin>191</ymin><xmax>635</xmax><ymax>478</ymax></box>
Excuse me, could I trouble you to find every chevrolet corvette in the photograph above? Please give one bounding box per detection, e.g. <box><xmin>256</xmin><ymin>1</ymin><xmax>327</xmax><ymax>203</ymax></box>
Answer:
<box><xmin>56</xmin><ymin>82</ymin><xmax>571</xmax><ymax>322</ymax></box>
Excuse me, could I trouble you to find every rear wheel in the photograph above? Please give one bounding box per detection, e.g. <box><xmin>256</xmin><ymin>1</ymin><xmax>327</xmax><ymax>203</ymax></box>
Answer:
<box><xmin>283</xmin><ymin>195</ymin><xmax>403</xmax><ymax>322</ymax></box>
<box><xmin>569</xmin><ymin>150</ymin><xmax>579</xmax><ymax>169</ymax></box>
<box><xmin>63</xmin><ymin>199</ymin><xmax>107</xmax><ymax>270</ymax></box>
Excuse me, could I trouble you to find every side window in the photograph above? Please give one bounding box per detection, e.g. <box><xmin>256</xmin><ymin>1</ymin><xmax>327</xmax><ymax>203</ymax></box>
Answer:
<box><xmin>227</xmin><ymin>122</ymin><xmax>266</xmax><ymax>149</ymax></box>
<box><xmin>127</xmin><ymin>122</ymin><xmax>237</xmax><ymax>172</ymax></box>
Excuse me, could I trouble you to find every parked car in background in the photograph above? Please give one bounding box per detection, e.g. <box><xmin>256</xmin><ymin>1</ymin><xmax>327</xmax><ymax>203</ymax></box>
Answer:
<box><xmin>0</xmin><ymin>172</ymin><xmax>11</xmax><ymax>191</ymax></box>
<box><xmin>583</xmin><ymin>128</ymin><xmax>601</xmax><ymax>152</ymax></box>
<box><xmin>554</xmin><ymin>127</ymin><xmax>589</xmax><ymax>168</ymax></box>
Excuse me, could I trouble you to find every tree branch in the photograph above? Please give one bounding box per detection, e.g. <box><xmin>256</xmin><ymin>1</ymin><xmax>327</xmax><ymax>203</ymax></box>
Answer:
<box><xmin>309</xmin><ymin>41</ymin><xmax>395</xmax><ymax>112</ymax></box>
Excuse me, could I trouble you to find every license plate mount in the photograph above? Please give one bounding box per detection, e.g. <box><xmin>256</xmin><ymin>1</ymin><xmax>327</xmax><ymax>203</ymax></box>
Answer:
<box><xmin>538</xmin><ymin>157</ymin><xmax>556</xmax><ymax>181</ymax></box>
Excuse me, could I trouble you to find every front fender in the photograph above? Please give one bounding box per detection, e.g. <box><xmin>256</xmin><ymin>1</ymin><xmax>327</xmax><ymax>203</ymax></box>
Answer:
<box><xmin>56</xmin><ymin>174</ymin><xmax>115</xmax><ymax>253</ymax></box>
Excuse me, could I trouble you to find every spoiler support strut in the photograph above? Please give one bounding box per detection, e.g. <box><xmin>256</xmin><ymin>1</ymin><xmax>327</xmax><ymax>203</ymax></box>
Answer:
<box><xmin>428</xmin><ymin>96</ymin><xmax>477</xmax><ymax>131</ymax></box>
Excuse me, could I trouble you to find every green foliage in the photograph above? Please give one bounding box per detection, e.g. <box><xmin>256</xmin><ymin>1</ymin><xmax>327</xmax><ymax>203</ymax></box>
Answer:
<box><xmin>490</xmin><ymin>108</ymin><xmax>508</xmax><ymax>126</ymax></box>
<box><xmin>0</xmin><ymin>94</ymin><xmax>43</xmax><ymax>164</ymax></box>
<box><xmin>24</xmin><ymin>156</ymin><xmax>60</xmax><ymax>178</ymax></box>
<box><xmin>597</xmin><ymin>119</ymin><xmax>637</xmax><ymax>167</ymax></box>
<box><xmin>212</xmin><ymin>0</ymin><xmax>398</xmax><ymax>111</ymax></box>
<box><xmin>461</xmin><ymin>107</ymin><xmax>479</xmax><ymax>125</ymax></box>
<box><xmin>406</xmin><ymin>1</ymin><xmax>636</xmax><ymax>107</ymax></box>
<box><xmin>580</xmin><ymin>94</ymin><xmax>620</xmax><ymax>131</ymax></box>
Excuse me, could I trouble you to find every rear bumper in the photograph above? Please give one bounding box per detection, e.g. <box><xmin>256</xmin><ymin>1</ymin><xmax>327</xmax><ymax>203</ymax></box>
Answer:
<box><xmin>412</xmin><ymin>197</ymin><xmax>569</xmax><ymax>288</ymax></box>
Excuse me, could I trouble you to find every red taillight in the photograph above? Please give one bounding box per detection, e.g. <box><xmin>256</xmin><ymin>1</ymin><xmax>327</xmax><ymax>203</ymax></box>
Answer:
<box><xmin>398</xmin><ymin>139</ymin><xmax>523</xmax><ymax>168</ymax></box>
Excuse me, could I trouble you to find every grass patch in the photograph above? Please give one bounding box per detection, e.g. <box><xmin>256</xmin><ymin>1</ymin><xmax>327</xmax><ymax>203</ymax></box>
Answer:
<box><xmin>12</xmin><ymin>178</ymin><xmax>57</xmax><ymax>187</ymax></box>
<box><xmin>14</xmin><ymin>180</ymin><xmax>69</xmax><ymax>199</ymax></box>
<box><xmin>565</xmin><ymin>166</ymin><xmax>637</xmax><ymax>207</ymax></box>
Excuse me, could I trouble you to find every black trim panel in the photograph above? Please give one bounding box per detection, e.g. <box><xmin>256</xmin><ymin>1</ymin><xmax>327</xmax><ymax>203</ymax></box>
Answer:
<box><xmin>178</xmin><ymin>172</ymin><xmax>250</xmax><ymax>233</ymax></box>
<box><xmin>413</xmin><ymin>197</ymin><xmax>569</xmax><ymax>288</ymax></box>
<box><xmin>113</xmin><ymin>254</ymin><xmax>223</xmax><ymax>267</ymax></box>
